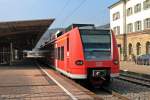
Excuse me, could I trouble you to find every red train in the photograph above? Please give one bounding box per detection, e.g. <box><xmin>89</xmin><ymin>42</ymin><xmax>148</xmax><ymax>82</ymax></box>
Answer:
<box><xmin>43</xmin><ymin>24</ymin><xmax>119</xmax><ymax>85</ymax></box>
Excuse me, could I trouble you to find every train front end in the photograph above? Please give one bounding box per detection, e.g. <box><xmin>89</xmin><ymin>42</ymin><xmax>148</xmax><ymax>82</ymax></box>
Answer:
<box><xmin>79</xmin><ymin>29</ymin><xmax>119</xmax><ymax>85</ymax></box>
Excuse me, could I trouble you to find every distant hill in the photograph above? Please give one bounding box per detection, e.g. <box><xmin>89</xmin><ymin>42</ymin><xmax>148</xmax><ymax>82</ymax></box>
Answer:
<box><xmin>34</xmin><ymin>28</ymin><xmax>64</xmax><ymax>49</ymax></box>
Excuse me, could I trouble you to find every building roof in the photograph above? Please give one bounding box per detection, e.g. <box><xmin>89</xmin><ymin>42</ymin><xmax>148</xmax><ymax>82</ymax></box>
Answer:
<box><xmin>0</xmin><ymin>19</ymin><xmax>54</xmax><ymax>50</ymax></box>
<box><xmin>108</xmin><ymin>0</ymin><xmax>123</xmax><ymax>9</ymax></box>
<box><xmin>0</xmin><ymin>19</ymin><xmax>54</xmax><ymax>37</ymax></box>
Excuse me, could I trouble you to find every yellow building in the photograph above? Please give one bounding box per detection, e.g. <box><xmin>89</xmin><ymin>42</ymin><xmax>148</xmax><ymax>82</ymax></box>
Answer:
<box><xmin>117</xmin><ymin>30</ymin><xmax>150</xmax><ymax>61</ymax></box>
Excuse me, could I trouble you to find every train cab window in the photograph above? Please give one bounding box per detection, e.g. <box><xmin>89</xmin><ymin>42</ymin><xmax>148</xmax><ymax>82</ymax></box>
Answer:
<box><xmin>80</xmin><ymin>29</ymin><xmax>111</xmax><ymax>60</ymax></box>
<box><xmin>61</xmin><ymin>46</ymin><xmax>64</xmax><ymax>60</ymax></box>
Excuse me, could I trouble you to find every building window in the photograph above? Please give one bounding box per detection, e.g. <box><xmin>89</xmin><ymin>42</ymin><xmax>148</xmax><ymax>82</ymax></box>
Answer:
<box><xmin>135</xmin><ymin>21</ymin><xmax>142</xmax><ymax>31</ymax></box>
<box><xmin>127</xmin><ymin>23</ymin><xmax>133</xmax><ymax>33</ymax></box>
<box><xmin>143</xmin><ymin>0</ymin><xmax>150</xmax><ymax>10</ymax></box>
<box><xmin>134</xmin><ymin>3</ymin><xmax>141</xmax><ymax>13</ymax></box>
<box><xmin>136</xmin><ymin>42</ymin><xmax>141</xmax><ymax>55</ymax></box>
<box><xmin>127</xmin><ymin>7</ymin><xmax>133</xmax><ymax>16</ymax></box>
<box><xmin>128</xmin><ymin>43</ymin><xmax>133</xmax><ymax>55</ymax></box>
<box><xmin>144</xmin><ymin>18</ymin><xmax>150</xmax><ymax>29</ymax></box>
<box><xmin>113</xmin><ymin>12</ymin><xmax>120</xmax><ymax>21</ymax></box>
<box><xmin>113</xmin><ymin>26</ymin><xmax>120</xmax><ymax>35</ymax></box>
<box><xmin>146</xmin><ymin>42</ymin><xmax>150</xmax><ymax>54</ymax></box>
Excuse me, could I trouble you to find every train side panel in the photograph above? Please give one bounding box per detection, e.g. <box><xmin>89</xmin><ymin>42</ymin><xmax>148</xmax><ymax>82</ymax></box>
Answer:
<box><xmin>68</xmin><ymin>28</ymin><xmax>86</xmax><ymax>78</ymax></box>
<box><xmin>111</xmin><ymin>30</ymin><xmax>120</xmax><ymax>77</ymax></box>
<box><xmin>55</xmin><ymin>36</ymin><xmax>65</xmax><ymax>72</ymax></box>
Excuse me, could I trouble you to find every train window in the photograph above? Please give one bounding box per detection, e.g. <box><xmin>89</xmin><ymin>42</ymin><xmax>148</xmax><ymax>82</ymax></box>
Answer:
<box><xmin>55</xmin><ymin>48</ymin><xmax>58</xmax><ymax>59</ymax></box>
<box><xmin>58</xmin><ymin>47</ymin><xmax>61</xmax><ymax>60</ymax></box>
<box><xmin>80</xmin><ymin>29</ymin><xmax>111</xmax><ymax>60</ymax></box>
<box><xmin>80</xmin><ymin>30</ymin><xmax>111</xmax><ymax>50</ymax></box>
<box><xmin>67</xmin><ymin>37</ymin><xmax>69</xmax><ymax>51</ymax></box>
<box><xmin>61</xmin><ymin>46</ymin><xmax>64</xmax><ymax>60</ymax></box>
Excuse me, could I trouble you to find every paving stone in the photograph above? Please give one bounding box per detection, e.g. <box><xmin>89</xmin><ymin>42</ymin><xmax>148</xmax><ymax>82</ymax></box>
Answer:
<box><xmin>0</xmin><ymin>65</ymin><xmax>70</xmax><ymax>100</ymax></box>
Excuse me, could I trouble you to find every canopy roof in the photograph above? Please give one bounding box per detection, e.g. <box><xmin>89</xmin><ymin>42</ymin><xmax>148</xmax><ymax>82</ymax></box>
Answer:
<box><xmin>0</xmin><ymin>19</ymin><xmax>54</xmax><ymax>37</ymax></box>
<box><xmin>0</xmin><ymin>19</ymin><xmax>54</xmax><ymax>50</ymax></box>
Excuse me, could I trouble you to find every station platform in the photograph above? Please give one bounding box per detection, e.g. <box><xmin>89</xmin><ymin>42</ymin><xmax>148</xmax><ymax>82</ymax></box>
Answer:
<box><xmin>120</xmin><ymin>61</ymin><xmax>150</xmax><ymax>75</ymax></box>
<box><xmin>0</xmin><ymin>62</ymin><xmax>101</xmax><ymax>100</ymax></box>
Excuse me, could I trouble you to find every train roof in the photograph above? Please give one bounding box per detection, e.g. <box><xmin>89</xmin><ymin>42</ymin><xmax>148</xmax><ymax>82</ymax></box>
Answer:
<box><xmin>40</xmin><ymin>24</ymin><xmax>111</xmax><ymax>49</ymax></box>
<box><xmin>65</xmin><ymin>24</ymin><xmax>95</xmax><ymax>32</ymax></box>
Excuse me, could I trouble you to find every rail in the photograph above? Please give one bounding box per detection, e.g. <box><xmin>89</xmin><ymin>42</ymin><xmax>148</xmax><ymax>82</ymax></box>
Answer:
<box><xmin>102</xmin><ymin>86</ymin><xmax>130</xmax><ymax>100</ymax></box>
<box><xmin>118</xmin><ymin>73</ymin><xmax>150</xmax><ymax>87</ymax></box>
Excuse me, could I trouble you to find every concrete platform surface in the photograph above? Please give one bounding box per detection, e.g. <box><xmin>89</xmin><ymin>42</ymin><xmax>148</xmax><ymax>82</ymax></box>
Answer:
<box><xmin>0</xmin><ymin>63</ymin><xmax>100</xmax><ymax>100</ymax></box>
<box><xmin>120</xmin><ymin>61</ymin><xmax>150</xmax><ymax>75</ymax></box>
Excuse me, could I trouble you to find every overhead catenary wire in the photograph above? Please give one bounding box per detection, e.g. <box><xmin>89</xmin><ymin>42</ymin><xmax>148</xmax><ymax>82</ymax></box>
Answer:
<box><xmin>43</xmin><ymin>0</ymin><xmax>71</xmax><ymax>43</ymax></box>
<box><xmin>61</xmin><ymin>0</ymin><xmax>88</xmax><ymax>27</ymax></box>
<box><xmin>56</xmin><ymin>0</ymin><xmax>71</xmax><ymax>18</ymax></box>
<box><xmin>51</xmin><ymin>0</ymin><xmax>71</xmax><ymax>28</ymax></box>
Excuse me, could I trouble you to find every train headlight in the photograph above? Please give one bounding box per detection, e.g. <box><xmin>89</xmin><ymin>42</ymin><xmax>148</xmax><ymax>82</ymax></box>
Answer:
<box><xmin>75</xmin><ymin>60</ymin><xmax>84</xmax><ymax>65</ymax></box>
<box><xmin>113</xmin><ymin>59</ymin><xmax>119</xmax><ymax>65</ymax></box>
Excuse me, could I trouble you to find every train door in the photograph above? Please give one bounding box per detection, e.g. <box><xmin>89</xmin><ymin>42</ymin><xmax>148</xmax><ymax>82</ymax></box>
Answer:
<box><xmin>57</xmin><ymin>41</ymin><xmax>65</xmax><ymax>71</ymax></box>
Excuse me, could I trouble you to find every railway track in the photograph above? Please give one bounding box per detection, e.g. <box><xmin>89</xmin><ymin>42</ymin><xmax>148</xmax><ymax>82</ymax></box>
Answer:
<box><xmin>76</xmin><ymin>80</ymin><xmax>130</xmax><ymax>100</ymax></box>
<box><xmin>118</xmin><ymin>72</ymin><xmax>150</xmax><ymax>87</ymax></box>
<box><xmin>37</xmin><ymin>62</ymin><xmax>150</xmax><ymax>100</ymax></box>
<box><xmin>98</xmin><ymin>77</ymin><xmax>150</xmax><ymax>100</ymax></box>
<box><xmin>101</xmin><ymin>86</ymin><xmax>130</xmax><ymax>100</ymax></box>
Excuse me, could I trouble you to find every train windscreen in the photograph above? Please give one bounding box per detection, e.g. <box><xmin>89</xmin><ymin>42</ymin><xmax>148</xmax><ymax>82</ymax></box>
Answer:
<box><xmin>80</xmin><ymin>29</ymin><xmax>111</xmax><ymax>60</ymax></box>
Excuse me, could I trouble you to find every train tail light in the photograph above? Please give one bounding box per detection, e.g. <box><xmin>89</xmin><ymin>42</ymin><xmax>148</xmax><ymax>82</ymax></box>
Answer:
<box><xmin>75</xmin><ymin>60</ymin><xmax>84</xmax><ymax>65</ymax></box>
<box><xmin>113</xmin><ymin>59</ymin><xmax>119</xmax><ymax>65</ymax></box>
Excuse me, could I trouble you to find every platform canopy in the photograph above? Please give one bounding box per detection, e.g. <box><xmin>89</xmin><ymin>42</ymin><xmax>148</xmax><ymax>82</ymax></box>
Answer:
<box><xmin>0</xmin><ymin>19</ymin><xmax>54</xmax><ymax>65</ymax></box>
<box><xmin>0</xmin><ymin>19</ymin><xmax>54</xmax><ymax>49</ymax></box>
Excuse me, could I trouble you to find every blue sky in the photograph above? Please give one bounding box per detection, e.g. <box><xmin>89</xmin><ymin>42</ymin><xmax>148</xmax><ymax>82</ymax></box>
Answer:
<box><xmin>0</xmin><ymin>0</ymin><xmax>118</xmax><ymax>28</ymax></box>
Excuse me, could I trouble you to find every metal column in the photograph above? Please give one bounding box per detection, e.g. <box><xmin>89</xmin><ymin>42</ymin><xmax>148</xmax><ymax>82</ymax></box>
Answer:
<box><xmin>123</xmin><ymin>0</ymin><xmax>127</xmax><ymax>61</ymax></box>
<box><xmin>10</xmin><ymin>42</ymin><xmax>13</xmax><ymax>65</ymax></box>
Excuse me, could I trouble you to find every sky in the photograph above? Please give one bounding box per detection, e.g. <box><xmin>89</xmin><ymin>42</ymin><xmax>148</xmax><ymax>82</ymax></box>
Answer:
<box><xmin>0</xmin><ymin>0</ymin><xmax>118</xmax><ymax>28</ymax></box>
<box><xmin>0</xmin><ymin>0</ymin><xmax>119</xmax><ymax>49</ymax></box>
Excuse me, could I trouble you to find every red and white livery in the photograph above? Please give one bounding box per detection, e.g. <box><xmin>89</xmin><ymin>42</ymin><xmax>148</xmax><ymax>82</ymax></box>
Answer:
<box><xmin>43</xmin><ymin>24</ymin><xmax>120</xmax><ymax>85</ymax></box>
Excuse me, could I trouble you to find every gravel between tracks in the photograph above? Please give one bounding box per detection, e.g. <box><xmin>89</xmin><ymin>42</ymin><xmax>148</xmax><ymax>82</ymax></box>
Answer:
<box><xmin>96</xmin><ymin>78</ymin><xmax>150</xmax><ymax>100</ymax></box>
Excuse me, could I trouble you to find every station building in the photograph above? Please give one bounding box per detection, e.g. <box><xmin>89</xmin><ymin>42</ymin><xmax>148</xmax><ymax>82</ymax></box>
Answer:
<box><xmin>109</xmin><ymin>0</ymin><xmax>150</xmax><ymax>61</ymax></box>
<box><xmin>0</xmin><ymin>19</ymin><xmax>54</xmax><ymax>65</ymax></box>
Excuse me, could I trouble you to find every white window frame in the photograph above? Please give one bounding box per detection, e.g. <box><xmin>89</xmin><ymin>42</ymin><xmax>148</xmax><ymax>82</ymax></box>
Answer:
<box><xmin>135</xmin><ymin>21</ymin><xmax>142</xmax><ymax>31</ymax></box>
<box><xmin>127</xmin><ymin>7</ymin><xmax>133</xmax><ymax>16</ymax></box>
<box><xmin>127</xmin><ymin>23</ymin><xmax>133</xmax><ymax>33</ymax></box>
<box><xmin>144</xmin><ymin>18</ymin><xmax>150</xmax><ymax>29</ymax></box>
<box><xmin>113</xmin><ymin>12</ymin><xmax>120</xmax><ymax>21</ymax></box>
<box><xmin>143</xmin><ymin>0</ymin><xmax>150</xmax><ymax>10</ymax></box>
<box><xmin>113</xmin><ymin>26</ymin><xmax>120</xmax><ymax>35</ymax></box>
<box><xmin>134</xmin><ymin>3</ymin><xmax>141</xmax><ymax>13</ymax></box>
